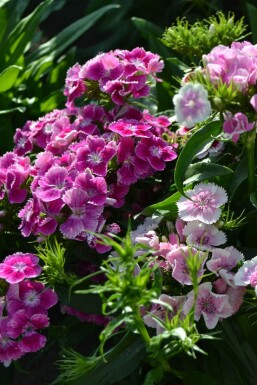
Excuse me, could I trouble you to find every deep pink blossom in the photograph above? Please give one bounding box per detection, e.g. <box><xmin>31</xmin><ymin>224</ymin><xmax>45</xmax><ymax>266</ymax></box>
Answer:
<box><xmin>36</xmin><ymin>166</ymin><xmax>72</xmax><ymax>202</ymax></box>
<box><xmin>223</xmin><ymin>112</ymin><xmax>255</xmax><ymax>143</ymax></box>
<box><xmin>76</xmin><ymin>136</ymin><xmax>117</xmax><ymax>176</ymax></box>
<box><xmin>108</xmin><ymin>119</ymin><xmax>152</xmax><ymax>137</ymax></box>
<box><xmin>0</xmin><ymin>253</ymin><xmax>41</xmax><ymax>284</ymax></box>
<box><xmin>135</xmin><ymin>136</ymin><xmax>177</xmax><ymax>171</ymax></box>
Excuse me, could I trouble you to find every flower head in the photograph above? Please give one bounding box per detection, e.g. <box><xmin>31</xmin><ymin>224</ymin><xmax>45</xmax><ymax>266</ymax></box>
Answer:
<box><xmin>183</xmin><ymin>221</ymin><xmax>226</xmax><ymax>251</ymax></box>
<box><xmin>0</xmin><ymin>253</ymin><xmax>41</xmax><ymax>284</ymax></box>
<box><xmin>177</xmin><ymin>183</ymin><xmax>227</xmax><ymax>224</ymax></box>
<box><xmin>173</xmin><ymin>83</ymin><xmax>211</xmax><ymax>128</ymax></box>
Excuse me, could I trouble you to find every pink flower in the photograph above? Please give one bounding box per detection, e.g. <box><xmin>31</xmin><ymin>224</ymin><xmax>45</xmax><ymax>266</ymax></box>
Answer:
<box><xmin>36</xmin><ymin>166</ymin><xmax>72</xmax><ymax>202</ymax></box>
<box><xmin>223</xmin><ymin>112</ymin><xmax>254</xmax><ymax>143</ymax></box>
<box><xmin>0</xmin><ymin>318</ymin><xmax>24</xmax><ymax>366</ymax></box>
<box><xmin>76</xmin><ymin>136</ymin><xmax>116</xmax><ymax>176</ymax></box>
<box><xmin>173</xmin><ymin>83</ymin><xmax>211</xmax><ymax>128</ymax></box>
<box><xmin>7</xmin><ymin>281</ymin><xmax>58</xmax><ymax>316</ymax></box>
<box><xmin>0</xmin><ymin>253</ymin><xmax>41</xmax><ymax>284</ymax></box>
<box><xmin>74</xmin><ymin>169</ymin><xmax>107</xmax><ymax>206</ymax></box>
<box><xmin>183</xmin><ymin>221</ymin><xmax>226</xmax><ymax>251</ymax></box>
<box><xmin>143</xmin><ymin>294</ymin><xmax>186</xmax><ymax>334</ymax></box>
<box><xmin>166</xmin><ymin>246</ymin><xmax>206</xmax><ymax>285</ymax></box>
<box><xmin>108</xmin><ymin>119</ymin><xmax>152</xmax><ymax>138</ymax></box>
<box><xmin>60</xmin><ymin>188</ymin><xmax>103</xmax><ymax>239</ymax></box>
<box><xmin>234</xmin><ymin>256</ymin><xmax>257</xmax><ymax>287</ymax></box>
<box><xmin>206</xmin><ymin>246</ymin><xmax>244</xmax><ymax>274</ymax></box>
<box><xmin>183</xmin><ymin>282</ymin><xmax>233</xmax><ymax>329</ymax></box>
<box><xmin>177</xmin><ymin>183</ymin><xmax>227</xmax><ymax>224</ymax></box>
<box><xmin>135</xmin><ymin>136</ymin><xmax>177</xmax><ymax>171</ymax></box>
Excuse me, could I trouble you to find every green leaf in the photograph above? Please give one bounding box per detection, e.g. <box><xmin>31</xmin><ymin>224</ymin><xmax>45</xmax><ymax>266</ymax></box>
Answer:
<box><xmin>247</xmin><ymin>3</ymin><xmax>257</xmax><ymax>44</ymax></box>
<box><xmin>72</xmin><ymin>333</ymin><xmax>145</xmax><ymax>385</ymax></box>
<box><xmin>140</xmin><ymin>190</ymin><xmax>181</xmax><ymax>217</ymax></box>
<box><xmin>0</xmin><ymin>0</ymin><xmax>54</xmax><ymax>69</ymax></box>
<box><xmin>26</xmin><ymin>4</ymin><xmax>120</xmax><ymax>63</ymax></box>
<box><xmin>228</xmin><ymin>156</ymin><xmax>248</xmax><ymax>198</ymax></box>
<box><xmin>0</xmin><ymin>65</ymin><xmax>21</xmax><ymax>92</ymax></box>
<box><xmin>184</xmin><ymin>161</ymin><xmax>233</xmax><ymax>185</ymax></box>
<box><xmin>174</xmin><ymin>121</ymin><xmax>221</xmax><ymax>196</ymax></box>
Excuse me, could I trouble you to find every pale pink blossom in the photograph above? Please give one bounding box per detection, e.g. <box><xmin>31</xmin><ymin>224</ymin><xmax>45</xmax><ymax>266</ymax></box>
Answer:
<box><xmin>177</xmin><ymin>183</ymin><xmax>228</xmax><ymax>224</ymax></box>
<box><xmin>183</xmin><ymin>221</ymin><xmax>226</xmax><ymax>251</ymax></box>
<box><xmin>173</xmin><ymin>83</ymin><xmax>211</xmax><ymax>128</ymax></box>
<box><xmin>183</xmin><ymin>282</ymin><xmax>233</xmax><ymax>329</ymax></box>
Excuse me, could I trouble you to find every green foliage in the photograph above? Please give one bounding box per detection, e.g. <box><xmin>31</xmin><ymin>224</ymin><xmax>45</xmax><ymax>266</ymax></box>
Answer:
<box><xmin>174</xmin><ymin>120</ymin><xmax>221</xmax><ymax>196</ymax></box>
<box><xmin>0</xmin><ymin>0</ymin><xmax>119</xmax><ymax>154</ymax></box>
<box><xmin>162</xmin><ymin>12</ymin><xmax>249</xmax><ymax>63</ymax></box>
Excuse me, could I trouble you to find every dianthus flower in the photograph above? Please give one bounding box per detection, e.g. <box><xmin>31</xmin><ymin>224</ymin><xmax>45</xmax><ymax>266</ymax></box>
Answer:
<box><xmin>223</xmin><ymin>112</ymin><xmax>255</xmax><ymax>143</ymax></box>
<box><xmin>0</xmin><ymin>253</ymin><xmax>41</xmax><ymax>284</ymax></box>
<box><xmin>234</xmin><ymin>256</ymin><xmax>257</xmax><ymax>288</ymax></box>
<box><xmin>183</xmin><ymin>221</ymin><xmax>226</xmax><ymax>251</ymax></box>
<box><xmin>183</xmin><ymin>282</ymin><xmax>233</xmax><ymax>329</ymax></box>
<box><xmin>173</xmin><ymin>83</ymin><xmax>211</xmax><ymax>128</ymax></box>
<box><xmin>177</xmin><ymin>183</ymin><xmax>227</xmax><ymax>224</ymax></box>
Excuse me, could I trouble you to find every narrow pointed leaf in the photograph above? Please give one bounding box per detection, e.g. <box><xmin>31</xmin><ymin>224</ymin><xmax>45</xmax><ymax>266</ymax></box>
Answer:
<box><xmin>26</xmin><ymin>4</ymin><xmax>120</xmax><ymax>63</ymax></box>
<box><xmin>174</xmin><ymin>121</ymin><xmax>221</xmax><ymax>196</ymax></box>
<box><xmin>0</xmin><ymin>65</ymin><xmax>21</xmax><ymax>92</ymax></box>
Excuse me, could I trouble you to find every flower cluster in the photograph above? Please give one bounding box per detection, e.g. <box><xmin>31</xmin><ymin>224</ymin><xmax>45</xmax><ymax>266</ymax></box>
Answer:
<box><xmin>0</xmin><ymin>48</ymin><xmax>177</xmax><ymax>250</ymax></box>
<box><xmin>0</xmin><ymin>253</ymin><xmax>57</xmax><ymax>366</ymax></box>
<box><xmin>132</xmin><ymin>183</ymin><xmax>246</xmax><ymax>330</ymax></box>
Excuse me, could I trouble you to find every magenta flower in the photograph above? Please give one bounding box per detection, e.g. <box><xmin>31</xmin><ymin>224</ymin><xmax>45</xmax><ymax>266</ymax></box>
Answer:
<box><xmin>0</xmin><ymin>318</ymin><xmax>23</xmax><ymax>366</ymax></box>
<box><xmin>166</xmin><ymin>246</ymin><xmax>206</xmax><ymax>285</ymax></box>
<box><xmin>64</xmin><ymin>63</ymin><xmax>86</xmax><ymax>106</ymax></box>
<box><xmin>135</xmin><ymin>136</ymin><xmax>177</xmax><ymax>171</ymax></box>
<box><xmin>183</xmin><ymin>282</ymin><xmax>233</xmax><ymax>329</ymax></box>
<box><xmin>173</xmin><ymin>83</ymin><xmax>211</xmax><ymax>128</ymax></box>
<box><xmin>117</xmin><ymin>137</ymin><xmax>151</xmax><ymax>185</ymax></box>
<box><xmin>0</xmin><ymin>253</ymin><xmax>41</xmax><ymax>284</ymax></box>
<box><xmin>74</xmin><ymin>170</ymin><xmax>107</xmax><ymax>205</ymax></box>
<box><xmin>7</xmin><ymin>281</ymin><xmax>58</xmax><ymax>316</ymax></box>
<box><xmin>7</xmin><ymin>310</ymin><xmax>49</xmax><ymax>353</ymax></box>
<box><xmin>183</xmin><ymin>221</ymin><xmax>226</xmax><ymax>251</ymax></box>
<box><xmin>60</xmin><ymin>188</ymin><xmax>103</xmax><ymax>239</ymax></box>
<box><xmin>223</xmin><ymin>112</ymin><xmax>255</xmax><ymax>143</ymax></box>
<box><xmin>76</xmin><ymin>136</ymin><xmax>117</xmax><ymax>176</ymax></box>
<box><xmin>36</xmin><ymin>166</ymin><xmax>72</xmax><ymax>202</ymax></box>
<box><xmin>108</xmin><ymin>119</ymin><xmax>152</xmax><ymax>137</ymax></box>
<box><xmin>177</xmin><ymin>183</ymin><xmax>228</xmax><ymax>224</ymax></box>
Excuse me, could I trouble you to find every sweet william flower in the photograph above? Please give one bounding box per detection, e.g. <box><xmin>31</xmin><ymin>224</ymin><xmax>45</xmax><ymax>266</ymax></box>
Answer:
<box><xmin>223</xmin><ymin>112</ymin><xmax>255</xmax><ymax>143</ymax></box>
<box><xmin>183</xmin><ymin>282</ymin><xmax>233</xmax><ymax>329</ymax></box>
<box><xmin>183</xmin><ymin>221</ymin><xmax>226</xmax><ymax>251</ymax></box>
<box><xmin>173</xmin><ymin>83</ymin><xmax>211</xmax><ymax>128</ymax></box>
<box><xmin>177</xmin><ymin>183</ymin><xmax>227</xmax><ymax>224</ymax></box>
<box><xmin>0</xmin><ymin>253</ymin><xmax>41</xmax><ymax>284</ymax></box>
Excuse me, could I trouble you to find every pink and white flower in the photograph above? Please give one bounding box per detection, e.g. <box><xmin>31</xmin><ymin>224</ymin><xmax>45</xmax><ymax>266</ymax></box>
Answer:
<box><xmin>183</xmin><ymin>221</ymin><xmax>226</xmax><ymax>250</ymax></box>
<box><xmin>173</xmin><ymin>83</ymin><xmax>211</xmax><ymax>128</ymax></box>
<box><xmin>183</xmin><ymin>282</ymin><xmax>233</xmax><ymax>329</ymax></box>
<box><xmin>0</xmin><ymin>253</ymin><xmax>41</xmax><ymax>284</ymax></box>
<box><xmin>177</xmin><ymin>183</ymin><xmax>228</xmax><ymax>224</ymax></box>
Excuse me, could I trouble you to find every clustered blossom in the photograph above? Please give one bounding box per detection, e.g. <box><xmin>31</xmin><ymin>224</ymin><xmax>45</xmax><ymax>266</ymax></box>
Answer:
<box><xmin>131</xmin><ymin>183</ymin><xmax>245</xmax><ymax>331</ymax></box>
<box><xmin>0</xmin><ymin>48</ymin><xmax>177</xmax><ymax>251</ymax></box>
<box><xmin>0</xmin><ymin>253</ymin><xmax>57</xmax><ymax>366</ymax></box>
<box><xmin>0</xmin><ymin>48</ymin><xmax>177</xmax><ymax>252</ymax></box>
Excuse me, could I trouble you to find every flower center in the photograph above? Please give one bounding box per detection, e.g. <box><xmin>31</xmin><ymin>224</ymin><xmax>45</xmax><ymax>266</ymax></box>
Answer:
<box><xmin>199</xmin><ymin>294</ymin><xmax>216</xmax><ymax>314</ymax></box>
<box><xmin>24</xmin><ymin>289</ymin><xmax>40</xmax><ymax>307</ymax></box>
<box><xmin>185</xmin><ymin>99</ymin><xmax>196</xmax><ymax>109</ymax></box>
<box><xmin>150</xmin><ymin>146</ymin><xmax>161</xmax><ymax>157</ymax></box>
<box><xmin>13</xmin><ymin>262</ymin><xmax>26</xmax><ymax>272</ymax></box>
<box><xmin>88</xmin><ymin>152</ymin><xmax>102</xmax><ymax>164</ymax></box>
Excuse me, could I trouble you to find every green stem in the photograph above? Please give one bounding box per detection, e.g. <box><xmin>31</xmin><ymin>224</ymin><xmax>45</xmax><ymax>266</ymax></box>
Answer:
<box><xmin>246</xmin><ymin>129</ymin><xmax>256</xmax><ymax>194</ymax></box>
